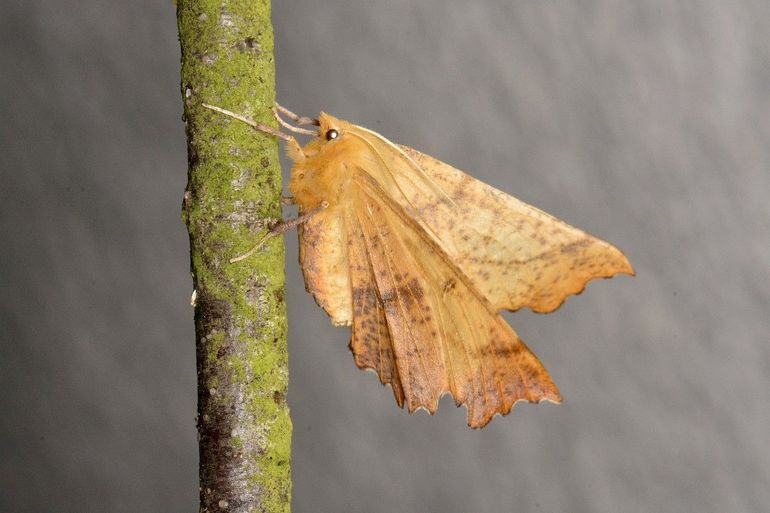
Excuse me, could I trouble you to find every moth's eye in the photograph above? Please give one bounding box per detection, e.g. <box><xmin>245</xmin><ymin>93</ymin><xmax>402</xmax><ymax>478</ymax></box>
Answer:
<box><xmin>325</xmin><ymin>129</ymin><xmax>339</xmax><ymax>141</ymax></box>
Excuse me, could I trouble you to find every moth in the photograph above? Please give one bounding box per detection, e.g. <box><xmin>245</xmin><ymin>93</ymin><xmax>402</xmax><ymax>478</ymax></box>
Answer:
<box><xmin>204</xmin><ymin>103</ymin><xmax>634</xmax><ymax>428</ymax></box>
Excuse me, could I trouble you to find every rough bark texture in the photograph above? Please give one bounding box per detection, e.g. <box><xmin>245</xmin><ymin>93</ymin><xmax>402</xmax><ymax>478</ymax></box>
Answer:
<box><xmin>177</xmin><ymin>1</ymin><xmax>291</xmax><ymax>512</ymax></box>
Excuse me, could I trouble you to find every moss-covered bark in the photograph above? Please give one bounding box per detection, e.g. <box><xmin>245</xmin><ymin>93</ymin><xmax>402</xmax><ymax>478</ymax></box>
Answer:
<box><xmin>177</xmin><ymin>1</ymin><xmax>290</xmax><ymax>512</ymax></box>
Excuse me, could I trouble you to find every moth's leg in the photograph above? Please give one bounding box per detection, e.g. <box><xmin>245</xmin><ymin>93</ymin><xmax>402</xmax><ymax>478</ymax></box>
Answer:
<box><xmin>285</xmin><ymin>136</ymin><xmax>306</xmax><ymax>162</ymax></box>
<box><xmin>281</xmin><ymin>196</ymin><xmax>296</xmax><ymax>205</ymax></box>
<box><xmin>230</xmin><ymin>201</ymin><xmax>329</xmax><ymax>263</ymax></box>
<box><xmin>274</xmin><ymin>103</ymin><xmax>320</xmax><ymax>126</ymax></box>
<box><xmin>202</xmin><ymin>103</ymin><xmax>297</xmax><ymax>142</ymax></box>
<box><xmin>201</xmin><ymin>104</ymin><xmax>308</xmax><ymax>161</ymax></box>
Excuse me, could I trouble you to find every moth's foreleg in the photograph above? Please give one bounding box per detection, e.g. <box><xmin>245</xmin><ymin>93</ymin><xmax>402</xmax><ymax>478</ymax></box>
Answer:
<box><xmin>281</xmin><ymin>196</ymin><xmax>296</xmax><ymax>205</ymax></box>
<box><xmin>200</xmin><ymin>103</ymin><xmax>309</xmax><ymax>162</ymax></box>
<box><xmin>202</xmin><ymin>103</ymin><xmax>294</xmax><ymax>142</ymax></box>
<box><xmin>229</xmin><ymin>201</ymin><xmax>329</xmax><ymax>263</ymax></box>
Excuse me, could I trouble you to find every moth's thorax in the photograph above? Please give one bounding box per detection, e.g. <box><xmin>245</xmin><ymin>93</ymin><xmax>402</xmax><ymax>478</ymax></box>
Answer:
<box><xmin>288</xmin><ymin>117</ymin><xmax>371</xmax><ymax>212</ymax></box>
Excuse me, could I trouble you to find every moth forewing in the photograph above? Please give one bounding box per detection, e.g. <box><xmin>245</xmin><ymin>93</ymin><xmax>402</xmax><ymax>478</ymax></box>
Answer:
<box><xmin>337</xmin><ymin>126</ymin><xmax>634</xmax><ymax>313</ymax></box>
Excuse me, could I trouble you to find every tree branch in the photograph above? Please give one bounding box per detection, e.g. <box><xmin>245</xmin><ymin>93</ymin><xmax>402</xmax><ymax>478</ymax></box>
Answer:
<box><xmin>177</xmin><ymin>1</ymin><xmax>291</xmax><ymax>511</ymax></box>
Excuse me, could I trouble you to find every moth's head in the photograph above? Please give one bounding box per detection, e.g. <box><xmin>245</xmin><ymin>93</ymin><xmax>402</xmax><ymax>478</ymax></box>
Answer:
<box><xmin>318</xmin><ymin>112</ymin><xmax>345</xmax><ymax>142</ymax></box>
<box><xmin>288</xmin><ymin>112</ymin><xmax>365</xmax><ymax>205</ymax></box>
<box><xmin>291</xmin><ymin>112</ymin><xmax>355</xmax><ymax>161</ymax></box>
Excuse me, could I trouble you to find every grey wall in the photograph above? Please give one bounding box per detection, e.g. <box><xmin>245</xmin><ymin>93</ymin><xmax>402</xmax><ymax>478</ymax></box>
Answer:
<box><xmin>2</xmin><ymin>1</ymin><xmax>769</xmax><ymax>512</ymax></box>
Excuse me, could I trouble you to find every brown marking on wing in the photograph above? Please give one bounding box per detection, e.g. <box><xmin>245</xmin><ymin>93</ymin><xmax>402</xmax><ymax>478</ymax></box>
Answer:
<box><xmin>347</xmin><ymin>223</ymin><xmax>405</xmax><ymax>406</ymax></box>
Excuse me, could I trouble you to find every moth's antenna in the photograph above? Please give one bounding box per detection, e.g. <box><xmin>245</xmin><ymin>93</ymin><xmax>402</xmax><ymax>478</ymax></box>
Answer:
<box><xmin>274</xmin><ymin>103</ymin><xmax>320</xmax><ymax>126</ymax></box>
<box><xmin>271</xmin><ymin>106</ymin><xmax>319</xmax><ymax>137</ymax></box>
<box><xmin>202</xmin><ymin>103</ymin><xmax>293</xmax><ymax>142</ymax></box>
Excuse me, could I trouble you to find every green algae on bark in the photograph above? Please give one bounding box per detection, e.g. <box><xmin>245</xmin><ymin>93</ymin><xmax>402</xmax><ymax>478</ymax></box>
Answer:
<box><xmin>177</xmin><ymin>0</ymin><xmax>291</xmax><ymax>511</ymax></box>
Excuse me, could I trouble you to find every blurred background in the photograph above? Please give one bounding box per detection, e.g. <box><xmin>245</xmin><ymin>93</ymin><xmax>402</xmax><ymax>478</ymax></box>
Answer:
<box><xmin>2</xmin><ymin>1</ymin><xmax>769</xmax><ymax>512</ymax></box>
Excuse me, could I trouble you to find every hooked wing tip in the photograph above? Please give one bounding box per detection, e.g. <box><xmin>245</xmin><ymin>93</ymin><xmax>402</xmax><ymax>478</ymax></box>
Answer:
<box><xmin>524</xmin><ymin>254</ymin><xmax>635</xmax><ymax>314</ymax></box>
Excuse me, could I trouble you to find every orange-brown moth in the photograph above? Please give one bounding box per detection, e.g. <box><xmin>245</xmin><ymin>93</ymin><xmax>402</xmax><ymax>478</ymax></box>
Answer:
<box><xmin>205</xmin><ymin>103</ymin><xmax>634</xmax><ymax>428</ymax></box>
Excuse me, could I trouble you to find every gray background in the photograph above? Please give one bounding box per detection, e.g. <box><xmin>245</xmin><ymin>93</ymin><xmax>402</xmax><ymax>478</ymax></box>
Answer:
<box><xmin>2</xmin><ymin>1</ymin><xmax>769</xmax><ymax>512</ymax></box>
